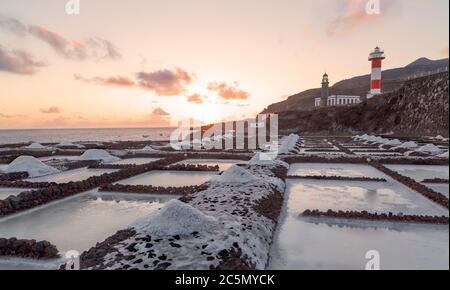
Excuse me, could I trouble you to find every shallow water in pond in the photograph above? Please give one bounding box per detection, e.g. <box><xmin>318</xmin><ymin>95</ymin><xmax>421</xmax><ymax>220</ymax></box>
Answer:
<box><xmin>26</xmin><ymin>168</ymin><xmax>118</xmax><ymax>183</ymax></box>
<box><xmin>384</xmin><ymin>165</ymin><xmax>449</xmax><ymax>182</ymax></box>
<box><xmin>176</xmin><ymin>159</ymin><xmax>247</xmax><ymax>171</ymax></box>
<box><xmin>288</xmin><ymin>163</ymin><xmax>385</xmax><ymax>178</ymax></box>
<box><xmin>284</xmin><ymin>179</ymin><xmax>448</xmax><ymax>216</ymax></box>
<box><xmin>0</xmin><ymin>191</ymin><xmax>174</xmax><ymax>254</ymax></box>
<box><xmin>423</xmin><ymin>183</ymin><xmax>449</xmax><ymax>198</ymax></box>
<box><xmin>116</xmin><ymin>170</ymin><xmax>217</xmax><ymax>187</ymax></box>
<box><xmin>268</xmin><ymin>180</ymin><xmax>449</xmax><ymax>270</ymax></box>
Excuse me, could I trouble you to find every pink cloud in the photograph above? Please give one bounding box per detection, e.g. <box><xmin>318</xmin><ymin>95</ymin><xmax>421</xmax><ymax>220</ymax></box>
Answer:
<box><xmin>187</xmin><ymin>93</ymin><xmax>206</xmax><ymax>104</ymax></box>
<box><xmin>0</xmin><ymin>45</ymin><xmax>45</xmax><ymax>75</ymax></box>
<box><xmin>207</xmin><ymin>82</ymin><xmax>250</xmax><ymax>100</ymax></box>
<box><xmin>40</xmin><ymin>106</ymin><xmax>61</xmax><ymax>114</ymax></box>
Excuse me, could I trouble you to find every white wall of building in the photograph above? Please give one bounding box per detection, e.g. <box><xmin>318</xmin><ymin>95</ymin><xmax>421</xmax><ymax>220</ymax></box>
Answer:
<box><xmin>314</xmin><ymin>95</ymin><xmax>361</xmax><ymax>107</ymax></box>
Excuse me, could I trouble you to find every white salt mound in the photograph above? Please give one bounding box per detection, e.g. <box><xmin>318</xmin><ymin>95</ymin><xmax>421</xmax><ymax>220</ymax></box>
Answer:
<box><xmin>23</xmin><ymin>143</ymin><xmax>47</xmax><ymax>150</ymax></box>
<box><xmin>249</xmin><ymin>152</ymin><xmax>276</xmax><ymax>165</ymax></box>
<box><xmin>76</xmin><ymin>149</ymin><xmax>121</xmax><ymax>163</ymax></box>
<box><xmin>214</xmin><ymin>165</ymin><xmax>259</xmax><ymax>183</ymax></box>
<box><xmin>385</xmin><ymin>139</ymin><xmax>402</xmax><ymax>146</ymax></box>
<box><xmin>398</xmin><ymin>141</ymin><xmax>419</xmax><ymax>149</ymax></box>
<box><xmin>5</xmin><ymin>156</ymin><xmax>60</xmax><ymax>178</ymax></box>
<box><xmin>438</xmin><ymin>151</ymin><xmax>449</xmax><ymax>158</ymax></box>
<box><xmin>141</xmin><ymin>145</ymin><xmax>158</xmax><ymax>152</ymax></box>
<box><xmin>416</xmin><ymin>144</ymin><xmax>442</xmax><ymax>154</ymax></box>
<box><xmin>278</xmin><ymin>134</ymin><xmax>299</xmax><ymax>154</ymax></box>
<box><xmin>132</xmin><ymin>200</ymin><xmax>219</xmax><ymax>236</ymax></box>
<box><xmin>56</xmin><ymin>141</ymin><xmax>85</xmax><ymax>148</ymax></box>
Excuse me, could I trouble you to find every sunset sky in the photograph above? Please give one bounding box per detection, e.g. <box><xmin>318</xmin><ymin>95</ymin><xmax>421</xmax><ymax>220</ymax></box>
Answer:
<box><xmin>1</xmin><ymin>0</ymin><xmax>449</xmax><ymax>129</ymax></box>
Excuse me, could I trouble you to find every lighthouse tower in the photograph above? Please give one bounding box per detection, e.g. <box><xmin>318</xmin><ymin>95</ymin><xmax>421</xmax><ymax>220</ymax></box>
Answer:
<box><xmin>367</xmin><ymin>46</ymin><xmax>385</xmax><ymax>99</ymax></box>
<box><xmin>321</xmin><ymin>73</ymin><xmax>329</xmax><ymax>107</ymax></box>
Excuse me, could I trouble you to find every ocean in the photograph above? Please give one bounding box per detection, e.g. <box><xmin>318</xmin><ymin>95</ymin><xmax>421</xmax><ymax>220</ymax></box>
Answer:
<box><xmin>0</xmin><ymin>128</ymin><xmax>175</xmax><ymax>145</ymax></box>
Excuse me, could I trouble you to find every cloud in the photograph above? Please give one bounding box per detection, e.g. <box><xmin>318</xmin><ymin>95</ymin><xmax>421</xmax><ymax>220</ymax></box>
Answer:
<box><xmin>0</xmin><ymin>112</ymin><xmax>25</xmax><ymax>118</ymax></box>
<box><xmin>0</xmin><ymin>45</ymin><xmax>46</xmax><ymax>75</ymax></box>
<box><xmin>0</xmin><ymin>16</ymin><xmax>121</xmax><ymax>61</ymax></box>
<box><xmin>40</xmin><ymin>106</ymin><xmax>61</xmax><ymax>114</ymax></box>
<box><xmin>74</xmin><ymin>74</ymin><xmax>136</xmax><ymax>87</ymax></box>
<box><xmin>326</xmin><ymin>0</ymin><xmax>396</xmax><ymax>37</ymax></box>
<box><xmin>75</xmin><ymin>67</ymin><xmax>194</xmax><ymax>96</ymax></box>
<box><xmin>0</xmin><ymin>15</ymin><xmax>28</xmax><ymax>36</ymax></box>
<box><xmin>207</xmin><ymin>82</ymin><xmax>250</xmax><ymax>100</ymax></box>
<box><xmin>187</xmin><ymin>93</ymin><xmax>206</xmax><ymax>104</ymax></box>
<box><xmin>152</xmin><ymin>107</ymin><xmax>170</xmax><ymax>116</ymax></box>
<box><xmin>441</xmin><ymin>47</ymin><xmax>449</xmax><ymax>57</ymax></box>
<box><xmin>136</xmin><ymin>67</ymin><xmax>194</xmax><ymax>96</ymax></box>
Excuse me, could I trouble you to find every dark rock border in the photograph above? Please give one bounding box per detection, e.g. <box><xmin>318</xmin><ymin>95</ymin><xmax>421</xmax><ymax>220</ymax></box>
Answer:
<box><xmin>287</xmin><ymin>175</ymin><xmax>386</xmax><ymax>182</ymax></box>
<box><xmin>422</xmin><ymin>178</ymin><xmax>449</xmax><ymax>184</ymax></box>
<box><xmin>302</xmin><ymin>209</ymin><xmax>449</xmax><ymax>225</ymax></box>
<box><xmin>99</xmin><ymin>183</ymin><xmax>209</xmax><ymax>196</ymax></box>
<box><xmin>0</xmin><ymin>172</ymin><xmax>29</xmax><ymax>182</ymax></box>
<box><xmin>0</xmin><ymin>238</ymin><xmax>59</xmax><ymax>260</ymax></box>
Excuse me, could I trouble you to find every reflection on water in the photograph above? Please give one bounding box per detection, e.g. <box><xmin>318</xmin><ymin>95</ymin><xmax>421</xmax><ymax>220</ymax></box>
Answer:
<box><xmin>116</xmin><ymin>170</ymin><xmax>217</xmax><ymax>187</ymax></box>
<box><xmin>288</xmin><ymin>163</ymin><xmax>384</xmax><ymax>178</ymax></box>
<box><xmin>384</xmin><ymin>165</ymin><xmax>449</xmax><ymax>182</ymax></box>
<box><xmin>286</xmin><ymin>179</ymin><xmax>448</xmax><ymax>216</ymax></box>
<box><xmin>0</xmin><ymin>191</ymin><xmax>173</xmax><ymax>254</ymax></box>
<box><xmin>26</xmin><ymin>168</ymin><xmax>118</xmax><ymax>184</ymax></box>
<box><xmin>268</xmin><ymin>180</ymin><xmax>449</xmax><ymax>270</ymax></box>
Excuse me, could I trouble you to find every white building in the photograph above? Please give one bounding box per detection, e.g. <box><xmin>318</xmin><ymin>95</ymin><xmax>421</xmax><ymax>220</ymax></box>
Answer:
<box><xmin>315</xmin><ymin>95</ymin><xmax>361</xmax><ymax>107</ymax></box>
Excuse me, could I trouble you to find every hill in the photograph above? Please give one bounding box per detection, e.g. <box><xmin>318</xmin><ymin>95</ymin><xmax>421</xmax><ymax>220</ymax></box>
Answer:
<box><xmin>262</xmin><ymin>58</ymin><xmax>449</xmax><ymax>113</ymax></box>
<box><xmin>276</xmin><ymin>71</ymin><xmax>449</xmax><ymax>136</ymax></box>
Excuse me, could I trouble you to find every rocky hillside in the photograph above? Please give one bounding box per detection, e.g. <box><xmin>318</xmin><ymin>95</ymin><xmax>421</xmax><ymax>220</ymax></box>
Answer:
<box><xmin>277</xmin><ymin>71</ymin><xmax>449</xmax><ymax>136</ymax></box>
<box><xmin>263</xmin><ymin>58</ymin><xmax>449</xmax><ymax>113</ymax></box>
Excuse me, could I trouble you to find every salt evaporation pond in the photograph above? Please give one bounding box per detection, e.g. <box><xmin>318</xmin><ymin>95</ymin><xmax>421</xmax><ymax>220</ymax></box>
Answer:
<box><xmin>26</xmin><ymin>168</ymin><xmax>118</xmax><ymax>183</ymax></box>
<box><xmin>384</xmin><ymin>164</ymin><xmax>449</xmax><ymax>182</ymax></box>
<box><xmin>284</xmin><ymin>179</ymin><xmax>448</xmax><ymax>217</ymax></box>
<box><xmin>116</xmin><ymin>170</ymin><xmax>217</xmax><ymax>187</ymax></box>
<box><xmin>423</xmin><ymin>183</ymin><xmax>449</xmax><ymax>198</ymax></box>
<box><xmin>176</xmin><ymin>159</ymin><xmax>246</xmax><ymax>171</ymax></box>
<box><xmin>288</xmin><ymin>163</ymin><xmax>385</xmax><ymax>178</ymax></box>
<box><xmin>109</xmin><ymin>158</ymin><xmax>160</xmax><ymax>165</ymax></box>
<box><xmin>268</xmin><ymin>180</ymin><xmax>449</xmax><ymax>270</ymax></box>
<box><xmin>0</xmin><ymin>188</ymin><xmax>34</xmax><ymax>200</ymax></box>
<box><xmin>0</xmin><ymin>190</ymin><xmax>175</xmax><ymax>254</ymax></box>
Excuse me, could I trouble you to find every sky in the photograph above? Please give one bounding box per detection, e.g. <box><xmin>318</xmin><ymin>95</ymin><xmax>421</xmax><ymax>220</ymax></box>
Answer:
<box><xmin>0</xmin><ymin>0</ymin><xmax>448</xmax><ymax>129</ymax></box>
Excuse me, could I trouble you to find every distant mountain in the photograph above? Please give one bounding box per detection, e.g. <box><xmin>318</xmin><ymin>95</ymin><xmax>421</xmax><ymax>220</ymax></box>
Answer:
<box><xmin>262</xmin><ymin>57</ymin><xmax>449</xmax><ymax>113</ymax></box>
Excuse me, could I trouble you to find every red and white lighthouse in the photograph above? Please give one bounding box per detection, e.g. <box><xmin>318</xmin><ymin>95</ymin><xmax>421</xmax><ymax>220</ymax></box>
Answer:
<box><xmin>368</xmin><ymin>46</ymin><xmax>385</xmax><ymax>98</ymax></box>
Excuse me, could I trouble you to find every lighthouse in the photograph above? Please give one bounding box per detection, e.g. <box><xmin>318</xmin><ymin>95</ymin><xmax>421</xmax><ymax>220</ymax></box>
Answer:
<box><xmin>367</xmin><ymin>46</ymin><xmax>385</xmax><ymax>98</ymax></box>
<box><xmin>321</xmin><ymin>73</ymin><xmax>329</xmax><ymax>107</ymax></box>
